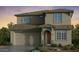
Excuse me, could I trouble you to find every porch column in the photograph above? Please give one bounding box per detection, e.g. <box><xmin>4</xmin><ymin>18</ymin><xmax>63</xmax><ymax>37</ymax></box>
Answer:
<box><xmin>41</xmin><ymin>31</ymin><xmax>44</xmax><ymax>46</ymax></box>
<box><xmin>41</xmin><ymin>30</ymin><xmax>47</xmax><ymax>47</ymax></box>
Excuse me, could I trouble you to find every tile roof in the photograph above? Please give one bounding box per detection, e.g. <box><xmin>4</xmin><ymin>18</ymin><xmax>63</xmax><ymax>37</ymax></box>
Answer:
<box><xmin>11</xmin><ymin>24</ymin><xmax>40</xmax><ymax>30</ymax></box>
<box><xmin>39</xmin><ymin>24</ymin><xmax>73</xmax><ymax>30</ymax></box>
<box><xmin>52</xmin><ymin>25</ymin><xmax>73</xmax><ymax>30</ymax></box>
<box><xmin>15</xmin><ymin>9</ymin><xmax>73</xmax><ymax>16</ymax></box>
<box><xmin>11</xmin><ymin>24</ymin><xmax>73</xmax><ymax>31</ymax></box>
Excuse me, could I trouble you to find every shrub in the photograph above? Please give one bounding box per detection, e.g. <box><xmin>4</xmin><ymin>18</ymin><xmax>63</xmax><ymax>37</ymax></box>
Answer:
<box><xmin>70</xmin><ymin>46</ymin><xmax>75</xmax><ymax>50</ymax></box>
<box><xmin>35</xmin><ymin>47</ymin><xmax>39</xmax><ymax>50</ymax></box>
<box><xmin>39</xmin><ymin>44</ymin><xmax>43</xmax><ymax>47</ymax></box>
<box><xmin>74</xmin><ymin>45</ymin><xmax>79</xmax><ymax>49</ymax></box>
<box><xmin>63</xmin><ymin>45</ymin><xmax>71</xmax><ymax>50</ymax></box>
<box><xmin>58</xmin><ymin>44</ymin><xmax>62</xmax><ymax>47</ymax></box>
<box><xmin>51</xmin><ymin>44</ymin><xmax>57</xmax><ymax>47</ymax></box>
<box><xmin>39</xmin><ymin>47</ymin><xmax>48</xmax><ymax>52</ymax></box>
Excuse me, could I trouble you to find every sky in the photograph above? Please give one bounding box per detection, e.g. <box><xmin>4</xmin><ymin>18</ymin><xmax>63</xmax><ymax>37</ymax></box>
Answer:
<box><xmin>0</xmin><ymin>6</ymin><xmax>79</xmax><ymax>28</ymax></box>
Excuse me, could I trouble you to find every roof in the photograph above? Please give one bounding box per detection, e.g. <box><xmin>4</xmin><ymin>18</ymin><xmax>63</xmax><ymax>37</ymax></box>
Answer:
<box><xmin>11</xmin><ymin>24</ymin><xmax>40</xmax><ymax>31</ymax></box>
<box><xmin>11</xmin><ymin>24</ymin><xmax>73</xmax><ymax>31</ymax></box>
<box><xmin>52</xmin><ymin>25</ymin><xmax>73</xmax><ymax>30</ymax></box>
<box><xmin>15</xmin><ymin>9</ymin><xmax>73</xmax><ymax>16</ymax></box>
<box><xmin>40</xmin><ymin>24</ymin><xmax>73</xmax><ymax>30</ymax></box>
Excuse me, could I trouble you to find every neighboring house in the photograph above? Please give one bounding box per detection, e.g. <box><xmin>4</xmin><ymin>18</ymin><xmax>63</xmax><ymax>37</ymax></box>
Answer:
<box><xmin>10</xmin><ymin>9</ymin><xmax>74</xmax><ymax>47</ymax></box>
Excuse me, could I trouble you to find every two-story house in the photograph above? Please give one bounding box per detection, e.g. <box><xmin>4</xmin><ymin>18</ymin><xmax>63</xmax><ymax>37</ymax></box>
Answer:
<box><xmin>10</xmin><ymin>9</ymin><xmax>73</xmax><ymax>47</ymax></box>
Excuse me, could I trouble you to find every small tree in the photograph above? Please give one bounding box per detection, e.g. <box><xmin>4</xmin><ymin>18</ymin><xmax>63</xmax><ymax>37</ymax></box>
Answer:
<box><xmin>7</xmin><ymin>22</ymin><xmax>14</xmax><ymax>30</ymax></box>
<box><xmin>75</xmin><ymin>24</ymin><xmax>79</xmax><ymax>29</ymax></box>
<box><xmin>72</xmin><ymin>24</ymin><xmax>79</xmax><ymax>48</ymax></box>
<box><xmin>0</xmin><ymin>27</ymin><xmax>10</xmax><ymax>45</ymax></box>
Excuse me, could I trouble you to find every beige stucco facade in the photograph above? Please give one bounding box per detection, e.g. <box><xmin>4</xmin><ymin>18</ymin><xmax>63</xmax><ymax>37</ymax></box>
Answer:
<box><xmin>17</xmin><ymin>16</ymin><xmax>44</xmax><ymax>25</ymax></box>
<box><xmin>44</xmin><ymin>13</ymin><xmax>72</xmax><ymax>46</ymax></box>
<box><xmin>41</xmin><ymin>28</ymin><xmax>72</xmax><ymax>46</ymax></box>
<box><xmin>45</xmin><ymin>13</ymin><xmax>71</xmax><ymax>25</ymax></box>
<box><xmin>51</xmin><ymin>30</ymin><xmax>72</xmax><ymax>46</ymax></box>
<box><xmin>11</xmin><ymin>9</ymin><xmax>73</xmax><ymax>47</ymax></box>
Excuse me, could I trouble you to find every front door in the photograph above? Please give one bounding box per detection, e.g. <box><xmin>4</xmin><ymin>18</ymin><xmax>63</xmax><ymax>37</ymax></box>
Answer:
<box><xmin>44</xmin><ymin>31</ymin><xmax>51</xmax><ymax>45</ymax></box>
<box><xmin>47</xmin><ymin>31</ymin><xmax>51</xmax><ymax>44</ymax></box>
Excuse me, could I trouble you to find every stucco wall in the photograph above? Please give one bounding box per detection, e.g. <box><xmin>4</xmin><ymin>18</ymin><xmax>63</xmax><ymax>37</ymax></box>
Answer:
<box><xmin>51</xmin><ymin>30</ymin><xmax>72</xmax><ymax>46</ymax></box>
<box><xmin>62</xmin><ymin>13</ymin><xmax>71</xmax><ymax>25</ymax></box>
<box><xmin>45</xmin><ymin>13</ymin><xmax>71</xmax><ymax>25</ymax></box>
<box><xmin>31</xmin><ymin>16</ymin><xmax>44</xmax><ymax>25</ymax></box>
<box><xmin>45</xmin><ymin>14</ymin><xmax>53</xmax><ymax>25</ymax></box>
<box><xmin>51</xmin><ymin>29</ymin><xmax>55</xmax><ymax>44</ymax></box>
<box><xmin>41</xmin><ymin>28</ymin><xmax>72</xmax><ymax>46</ymax></box>
<box><xmin>17</xmin><ymin>16</ymin><xmax>44</xmax><ymax>25</ymax></box>
<box><xmin>17</xmin><ymin>17</ymin><xmax>22</xmax><ymax>24</ymax></box>
<box><xmin>10</xmin><ymin>31</ymin><xmax>14</xmax><ymax>45</ymax></box>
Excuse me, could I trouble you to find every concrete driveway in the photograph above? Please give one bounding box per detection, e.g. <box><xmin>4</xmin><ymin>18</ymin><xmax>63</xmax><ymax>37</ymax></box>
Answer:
<box><xmin>0</xmin><ymin>46</ymin><xmax>34</xmax><ymax>52</ymax></box>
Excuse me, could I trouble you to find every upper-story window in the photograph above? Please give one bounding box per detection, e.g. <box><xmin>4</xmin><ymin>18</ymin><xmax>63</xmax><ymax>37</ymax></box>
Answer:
<box><xmin>53</xmin><ymin>13</ymin><xmax>62</xmax><ymax>24</ymax></box>
<box><xmin>22</xmin><ymin>16</ymin><xmax>31</xmax><ymax>24</ymax></box>
<box><xmin>17</xmin><ymin>16</ymin><xmax>31</xmax><ymax>24</ymax></box>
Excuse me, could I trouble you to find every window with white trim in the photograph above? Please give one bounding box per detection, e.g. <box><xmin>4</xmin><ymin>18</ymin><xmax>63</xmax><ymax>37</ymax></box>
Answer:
<box><xmin>56</xmin><ymin>31</ymin><xmax>67</xmax><ymax>40</ymax></box>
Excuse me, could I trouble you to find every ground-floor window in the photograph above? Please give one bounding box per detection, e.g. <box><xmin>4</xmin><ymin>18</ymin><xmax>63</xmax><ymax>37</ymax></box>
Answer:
<box><xmin>56</xmin><ymin>30</ymin><xmax>67</xmax><ymax>40</ymax></box>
